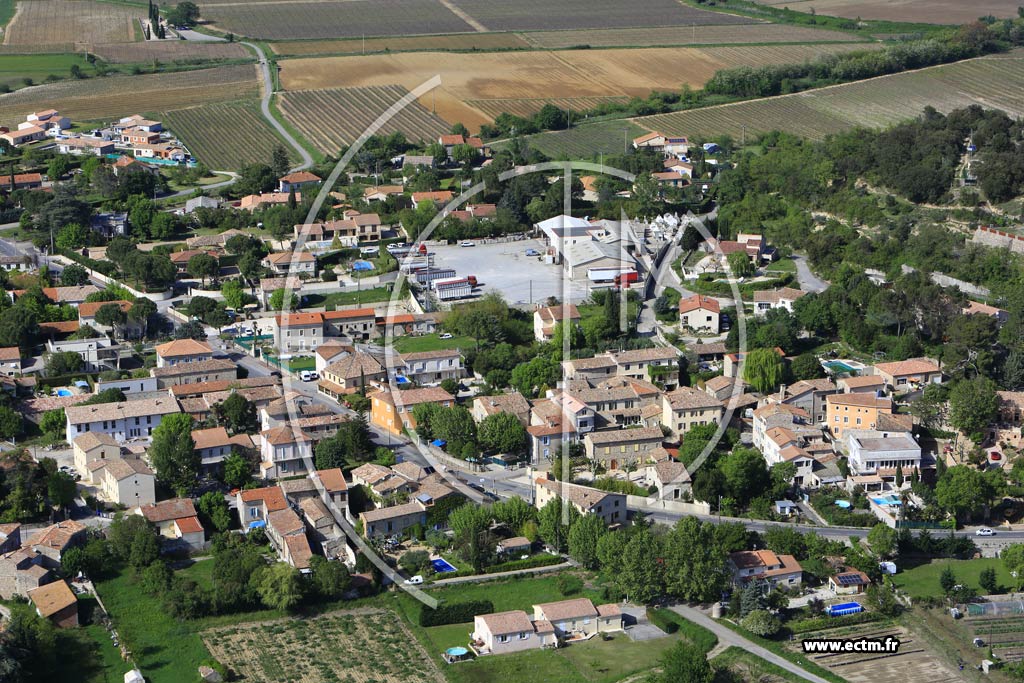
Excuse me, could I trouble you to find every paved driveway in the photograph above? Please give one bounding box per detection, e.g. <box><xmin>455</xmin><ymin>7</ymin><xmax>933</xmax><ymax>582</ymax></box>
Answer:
<box><xmin>621</xmin><ymin>604</ymin><xmax>668</xmax><ymax>642</ymax></box>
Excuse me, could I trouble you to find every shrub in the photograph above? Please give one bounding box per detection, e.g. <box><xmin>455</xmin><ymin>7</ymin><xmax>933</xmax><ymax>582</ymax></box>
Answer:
<box><xmin>741</xmin><ymin>609</ymin><xmax>782</xmax><ymax>637</ymax></box>
<box><xmin>419</xmin><ymin>599</ymin><xmax>494</xmax><ymax>627</ymax></box>
<box><xmin>786</xmin><ymin>610</ymin><xmax>883</xmax><ymax>634</ymax></box>
<box><xmin>646</xmin><ymin>609</ymin><xmax>717</xmax><ymax>653</ymax></box>
<box><xmin>557</xmin><ymin>574</ymin><xmax>583</xmax><ymax>596</ymax></box>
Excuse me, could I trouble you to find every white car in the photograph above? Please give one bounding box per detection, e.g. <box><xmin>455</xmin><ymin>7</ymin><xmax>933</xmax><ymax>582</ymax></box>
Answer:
<box><xmin>976</xmin><ymin>527</ymin><xmax>995</xmax><ymax>536</ymax></box>
<box><xmin>403</xmin><ymin>575</ymin><xmax>424</xmax><ymax>585</ymax></box>
<box><xmin>299</xmin><ymin>370</ymin><xmax>317</xmax><ymax>382</ymax></box>
<box><xmin>460</xmin><ymin>240</ymin><xmax>475</xmax><ymax>247</ymax></box>
<box><xmin>439</xmin><ymin>333</ymin><xmax>453</xmax><ymax>339</ymax></box>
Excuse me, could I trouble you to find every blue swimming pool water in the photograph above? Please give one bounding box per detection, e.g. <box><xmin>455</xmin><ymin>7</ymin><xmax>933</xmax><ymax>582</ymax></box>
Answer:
<box><xmin>824</xmin><ymin>361</ymin><xmax>856</xmax><ymax>374</ymax></box>
<box><xmin>872</xmin><ymin>496</ymin><xmax>901</xmax><ymax>506</ymax></box>
<box><xmin>56</xmin><ymin>389</ymin><xmax>72</xmax><ymax>397</ymax></box>
<box><xmin>431</xmin><ymin>558</ymin><xmax>457</xmax><ymax>573</ymax></box>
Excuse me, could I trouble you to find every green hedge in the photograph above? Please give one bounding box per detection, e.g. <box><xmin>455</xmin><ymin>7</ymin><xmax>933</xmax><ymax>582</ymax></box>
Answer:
<box><xmin>690</xmin><ymin>273</ymin><xmax>795</xmax><ymax>298</ymax></box>
<box><xmin>787</xmin><ymin>611</ymin><xmax>884</xmax><ymax>634</ymax></box>
<box><xmin>419</xmin><ymin>599</ymin><xmax>494</xmax><ymax>627</ymax></box>
<box><xmin>647</xmin><ymin>608</ymin><xmax>718</xmax><ymax>654</ymax></box>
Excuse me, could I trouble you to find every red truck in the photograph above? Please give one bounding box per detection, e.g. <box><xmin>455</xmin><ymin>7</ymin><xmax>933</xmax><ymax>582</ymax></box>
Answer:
<box><xmin>467</xmin><ymin>275</ymin><xmax>478</xmax><ymax>286</ymax></box>
<box><xmin>614</xmin><ymin>271</ymin><xmax>639</xmax><ymax>287</ymax></box>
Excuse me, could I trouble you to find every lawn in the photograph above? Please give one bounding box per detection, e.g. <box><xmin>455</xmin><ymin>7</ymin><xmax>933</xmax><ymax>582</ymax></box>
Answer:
<box><xmin>177</xmin><ymin>558</ymin><xmax>215</xmax><ymax>589</ymax></box>
<box><xmin>892</xmin><ymin>558</ymin><xmax>1014</xmax><ymax>599</ymax></box>
<box><xmin>303</xmin><ymin>286</ymin><xmax>395</xmax><ymax>308</ymax></box>
<box><xmin>0</xmin><ymin>53</ymin><xmax>92</xmax><ymax>90</ymax></box>
<box><xmin>285</xmin><ymin>356</ymin><xmax>315</xmax><ymax>372</ymax></box>
<box><xmin>76</xmin><ymin>624</ymin><xmax>129</xmax><ymax>683</ymax></box>
<box><xmin>764</xmin><ymin>257</ymin><xmax>797</xmax><ymax>274</ymax></box>
<box><xmin>390</xmin><ymin>334</ymin><xmax>477</xmax><ymax>354</ymax></box>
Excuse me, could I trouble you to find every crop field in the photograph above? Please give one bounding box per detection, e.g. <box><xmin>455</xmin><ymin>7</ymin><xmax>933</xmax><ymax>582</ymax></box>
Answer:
<box><xmin>634</xmin><ymin>54</ymin><xmax>1024</xmax><ymax>141</ymax></box>
<box><xmin>515</xmin><ymin>120</ymin><xmax>649</xmax><ymax>159</ymax></box>
<box><xmin>160</xmin><ymin>100</ymin><xmax>290</xmax><ymax>170</ymax></box>
<box><xmin>966</xmin><ymin>616</ymin><xmax>1024</xmax><ymax>663</ymax></box>
<box><xmin>269</xmin><ymin>32</ymin><xmax>531</xmax><ymax>56</ymax></box>
<box><xmin>0</xmin><ymin>53</ymin><xmax>92</xmax><ymax>90</ymax></box>
<box><xmin>446</xmin><ymin>0</ymin><xmax>754</xmax><ymax>31</ymax></box>
<box><xmin>203</xmin><ymin>609</ymin><xmax>444</xmax><ymax>683</ymax></box>
<box><xmin>521</xmin><ymin>24</ymin><xmax>867</xmax><ymax>48</ymax></box>
<box><xmin>464</xmin><ymin>96</ymin><xmax>629</xmax><ymax>119</ymax></box>
<box><xmin>4</xmin><ymin>0</ymin><xmax>139</xmax><ymax>46</ymax></box>
<box><xmin>278</xmin><ymin>85</ymin><xmax>449</xmax><ymax>154</ymax></box>
<box><xmin>793</xmin><ymin>624</ymin><xmax>960</xmax><ymax>683</ymax></box>
<box><xmin>0</xmin><ymin>64</ymin><xmax>258</xmax><ymax>125</ymax></box>
<box><xmin>201</xmin><ymin>0</ymin><xmax>474</xmax><ymax>41</ymax></box>
<box><xmin>279</xmin><ymin>43</ymin><xmax>878</xmax><ymax>130</ymax></box>
<box><xmin>749</xmin><ymin>0</ymin><xmax>1020</xmax><ymax>24</ymax></box>
<box><xmin>91</xmin><ymin>41</ymin><xmax>251</xmax><ymax>63</ymax></box>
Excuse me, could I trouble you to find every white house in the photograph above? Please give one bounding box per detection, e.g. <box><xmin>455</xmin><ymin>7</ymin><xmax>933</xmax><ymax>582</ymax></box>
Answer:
<box><xmin>259</xmin><ymin>426</ymin><xmax>314</xmax><ymax>479</ymax></box>
<box><xmin>64</xmin><ymin>398</ymin><xmax>181</xmax><ymax>444</ymax></box>
<box><xmin>154</xmin><ymin>339</ymin><xmax>214</xmax><ymax>368</ymax></box>
<box><xmin>843</xmin><ymin>429</ymin><xmax>922</xmax><ymax>476</ymax></box>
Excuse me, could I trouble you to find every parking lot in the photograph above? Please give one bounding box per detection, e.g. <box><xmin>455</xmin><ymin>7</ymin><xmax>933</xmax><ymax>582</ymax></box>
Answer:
<box><xmin>429</xmin><ymin>239</ymin><xmax>592</xmax><ymax>305</ymax></box>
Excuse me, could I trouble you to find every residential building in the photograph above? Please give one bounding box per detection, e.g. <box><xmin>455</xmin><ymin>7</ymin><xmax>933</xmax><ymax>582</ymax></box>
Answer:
<box><xmin>0</xmin><ymin>347</ymin><xmax>20</xmax><ymax>376</ymax></box>
<box><xmin>359</xmin><ymin>501</ymin><xmax>427</xmax><ymax>537</ymax></box>
<box><xmin>771</xmin><ymin>379</ymin><xmax>838</xmax><ymax>424</ymax></box>
<box><xmin>842</xmin><ymin>429</ymin><xmax>922</xmax><ymax>476</ymax></box>
<box><xmin>0</xmin><ymin>255</ymin><xmax>34</xmax><ymax>273</ymax></box>
<box><xmin>89</xmin><ymin>212</ymin><xmax>129</xmax><ymax>238</ymax></box>
<box><xmin>751</xmin><ymin>403</ymin><xmax>816</xmax><ymax>461</ymax></box>
<box><xmin>829</xmin><ymin>569</ymin><xmax>871</xmax><ymax>595</ymax></box>
<box><xmin>28</xmin><ymin>580</ymin><xmax>78</xmax><ymax>628</ymax></box>
<box><xmin>370</xmin><ymin>387</ymin><xmax>455</xmax><ymax>435</ymax></box>
<box><xmin>322</xmin><ymin>308</ymin><xmax>376</xmax><ymax>340</ymax></box>
<box><xmin>678</xmin><ymin>294</ymin><xmax>720</xmax><ymax>332</ymax></box>
<box><xmin>56</xmin><ymin>136</ymin><xmax>114</xmax><ymax>156</ymax></box>
<box><xmin>872</xmin><ymin>358</ymin><xmax>942</xmax><ymax>391</ymax></box>
<box><xmin>753</xmin><ymin>288</ymin><xmax>806</xmax><ymax>316</ymax></box>
<box><xmin>533</xmin><ymin>304</ymin><xmax>581</xmax><ymax>342</ymax></box>
<box><xmin>533</xmin><ymin>475</ymin><xmax>625</xmax><ymax>526</ymax></box>
<box><xmin>825</xmin><ymin>394</ymin><xmax>893</xmax><ymax>440</ymax></box>
<box><xmin>661</xmin><ymin>387</ymin><xmax>724</xmax><ymax>436</ymax></box>
<box><xmin>239</xmin><ymin>192</ymin><xmax>300</xmax><ymax>211</ymax></box>
<box><xmin>263</xmin><ymin>251</ymin><xmax>316</xmax><ymax>275</ymax></box>
<box><xmin>646</xmin><ymin>459</ymin><xmax>691</xmax><ymax>500</ymax></box>
<box><xmin>376</xmin><ymin>312</ymin><xmax>438</xmax><ymax>338</ymax></box>
<box><xmin>963</xmin><ymin>300</ymin><xmax>1009</xmax><ymax>325</ymax></box>
<box><xmin>136</xmin><ymin>499</ymin><xmax>205</xmax><ymax>551</ymax></box>
<box><xmin>410</xmin><ymin>190</ymin><xmax>454</xmax><ymax>209</ymax></box>
<box><xmin>544</xmin><ymin>392</ymin><xmax>595</xmax><ymax>434</ymax></box>
<box><xmin>94</xmin><ymin>457</ymin><xmax>155</xmax><ymax>507</ymax></box>
<box><xmin>315</xmin><ymin>340</ymin><xmax>352</xmax><ymax>374</ymax></box>
<box><xmin>155</xmin><ymin>339</ymin><xmax>213</xmax><ymax>368</ymax></box>
<box><xmin>396</xmin><ymin>349</ymin><xmax>463</xmax><ymax>384</ymax></box>
<box><xmin>583</xmin><ymin>426</ymin><xmax>664</xmax><ymax>469</ymax></box>
<box><xmin>278</xmin><ymin>170</ymin><xmax>321</xmax><ymax>193</ymax></box>
<box><xmin>472</xmin><ymin>391</ymin><xmax>531</xmax><ymax>426</ymax></box>
<box><xmin>0</xmin><ymin>548</ymin><xmax>52</xmax><ymax>600</ymax></box>
<box><xmin>151</xmin><ymin>358</ymin><xmax>237</xmax><ymax>388</ymax></box>
<box><xmin>837</xmin><ymin>375</ymin><xmax>885</xmax><ymax>394</ymax></box>
<box><xmin>78</xmin><ymin>300</ymin><xmax>142</xmax><ymax>339</ymax></box>
<box><xmin>533</xmin><ymin>598</ymin><xmax>622</xmax><ymax>640</ymax></box>
<box><xmin>363</xmin><ymin>184</ymin><xmax>403</xmax><ymax>202</ymax></box>
<box><xmin>728</xmin><ymin>550</ymin><xmax>802</xmax><ymax>590</ymax></box>
<box><xmin>192</xmin><ymin>426</ymin><xmax>253</xmax><ymax>472</ymax></box>
<box><xmin>260</xmin><ymin>426</ymin><xmax>314</xmax><ymax>479</ymax></box>
<box><xmin>266</xmin><ymin>507</ymin><xmax>313</xmax><ymax>572</ymax></box>
<box><xmin>237</xmin><ymin>486</ymin><xmax>289</xmax><ymax>531</ymax></box>
<box><xmin>526</xmin><ymin>414</ymin><xmax>577</xmax><ymax>465</ymax></box>
<box><xmin>64</xmin><ymin>397</ymin><xmax>181</xmax><ymax>444</ymax></box>
<box><xmin>29</xmin><ymin>521</ymin><xmax>86</xmax><ymax>568</ymax></box>
<box><xmin>0</xmin><ymin>127</ymin><xmax>45</xmax><ymax>146</ymax></box>
<box><xmin>471</xmin><ymin>610</ymin><xmax>553</xmax><ymax>654</ymax></box>
<box><xmin>318</xmin><ymin>351</ymin><xmax>385</xmax><ymax>400</ymax></box>
<box><xmin>316</xmin><ymin>468</ymin><xmax>349</xmax><ymax>513</ymax></box>
<box><xmin>274</xmin><ymin>312</ymin><xmax>324</xmax><ymax>353</ymax></box>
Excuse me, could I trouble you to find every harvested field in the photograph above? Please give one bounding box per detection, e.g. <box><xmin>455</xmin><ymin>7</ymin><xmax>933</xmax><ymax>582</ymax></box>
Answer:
<box><xmin>749</xmin><ymin>0</ymin><xmax>1020</xmax><ymax>23</ymax></box>
<box><xmin>521</xmin><ymin>24</ymin><xmax>868</xmax><ymax>48</ymax></box>
<box><xmin>279</xmin><ymin>43</ymin><xmax>878</xmax><ymax>129</ymax></box>
<box><xmin>160</xmin><ymin>100</ymin><xmax>290</xmax><ymax>170</ymax></box>
<box><xmin>91</xmin><ymin>41</ymin><xmax>251</xmax><ymax>63</ymax></box>
<box><xmin>0</xmin><ymin>64</ymin><xmax>258</xmax><ymax>125</ymax></box>
<box><xmin>464</xmin><ymin>96</ymin><xmax>629</xmax><ymax>119</ymax></box>
<box><xmin>634</xmin><ymin>54</ymin><xmax>1024</xmax><ymax>141</ymax></box>
<box><xmin>448</xmin><ymin>0</ymin><xmax>754</xmax><ymax>31</ymax></box>
<box><xmin>793</xmin><ymin>624</ymin><xmax>960</xmax><ymax>683</ymax></box>
<box><xmin>5</xmin><ymin>0</ymin><xmax>139</xmax><ymax>45</ymax></box>
<box><xmin>202</xmin><ymin>0</ymin><xmax>473</xmax><ymax>41</ymax></box>
<box><xmin>270</xmin><ymin>32</ymin><xmax>530</xmax><ymax>56</ymax></box>
<box><xmin>202</xmin><ymin>609</ymin><xmax>443</xmax><ymax>683</ymax></box>
<box><xmin>278</xmin><ymin>85</ymin><xmax>448</xmax><ymax>154</ymax></box>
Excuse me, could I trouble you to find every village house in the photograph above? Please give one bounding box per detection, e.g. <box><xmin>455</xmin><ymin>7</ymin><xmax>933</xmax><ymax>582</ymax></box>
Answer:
<box><xmin>0</xmin><ymin>255</ymin><xmax>34</xmax><ymax>273</ymax></box>
<box><xmin>728</xmin><ymin>549</ymin><xmax>803</xmax><ymax>590</ymax></box>
<box><xmin>646</xmin><ymin>459</ymin><xmax>691</xmax><ymax>500</ymax></box>
<box><xmin>278</xmin><ymin>170</ymin><xmax>321</xmax><ymax>193</ymax></box>
<box><xmin>237</xmin><ymin>486</ymin><xmax>289</xmax><ymax>531</ymax></box>
<box><xmin>314</xmin><ymin>340</ymin><xmax>352</xmax><ymax>374</ymax></box>
<box><xmin>842</xmin><ymin>429</ymin><xmax>922</xmax><ymax>477</ymax></box>
<box><xmin>410</xmin><ymin>190</ymin><xmax>454</xmax><ymax>209</ymax></box>
<box><xmin>266</xmin><ymin>507</ymin><xmax>314</xmax><ymax>572</ymax></box>
<box><xmin>322</xmin><ymin>308</ymin><xmax>377</xmax><ymax>341</ymax></box>
<box><xmin>363</xmin><ymin>184</ymin><xmax>404</xmax><ymax>202</ymax></box>
<box><xmin>29</xmin><ymin>521</ymin><xmax>87</xmax><ymax>568</ymax></box>
<box><xmin>370</xmin><ymin>387</ymin><xmax>455</xmax><ymax>435</ymax></box>
<box><xmin>825</xmin><ymin>394</ymin><xmax>893</xmax><ymax>440</ymax></box>
<box><xmin>753</xmin><ymin>287</ymin><xmax>807</xmax><ymax>316</ymax></box>
<box><xmin>661</xmin><ymin>386</ymin><xmax>724</xmax><ymax>436</ymax></box>
<box><xmin>395</xmin><ymin>349</ymin><xmax>463</xmax><ymax>385</ymax></box>
<box><xmin>239</xmin><ymin>192</ymin><xmax>301</xmax><ymax>211</ymax></box>
<box><xmin>376</xmin><ymin>312</ymin><xmax>438</xmax><ymax>338</ymax></box>
<box><xmin>46</xmin><ymin>337</ymin><xmax>128</xmax><ymax>374</ymax></box>
<box><xmin>78</xmin><ymin>300</ymin><xmax>142</xmax><ymax>339</ymax></box>
<box><xmin>526</xmin><ymin>414</ymin><xmax>578</xmax><ymax>465</ymax></box>
<box><xmin>533</xmin><ymin>304</ymin><xmax>581</xmax><ymax>342</ymax></box>
<box><xmin>533</xmin><ymin>598</ymin><xmax>622</xmax><ymax>641</ymax></box>
<box><xmin>56</xmin><ymin>136</ymin><xmax>115</xmax><ymax>156</ymax></box>
<box><xmin>0</xmin><ymin>547</ymin><xmax>53</xmax><ymax>600</ymax></box>
<box><xmin>263</xmin><ymin>250</ymin><xmax>316</xmax><ymax>276</ymax></box>
<box><xmin>192</xmin><ymin>426</ymin><xmax>253</xmax><ymax>473</ymax></box>
<box><xmin>316</xmin><ymin>468</ymin><xmax>349</xmax><ymax>513</ymax></box>
<box><xmin>471</xmin><ymin>610</ymin><xmax>553</xmax><ymax>655</ymax></box>
<box><xmin>155</xmin><ymin>338</ymin><xmax>214</xmax><ymax>368</ymax></box>
<box><xmin>963</xmin><ymin>300</ymin><xmax>1009</xmax><ymax>325</ymax></box>
<box><xmin>318</xmin><ymin>351</ymin><xmax>386</xmax><ymax>400</ymax></box>
<box><xmin>837</xmin><ymin>375</ymin><xmax>885</xmax><ymax>394</ymax></box>
<box><xmin>678</xmin><ymin>294</ymin><xmax>720</xmax><ymax>332</ymax></box>
<box><xmin>274</xmin><ymin>312</ymin><xmax>324</xmax><ymax>353</ymax></box>
<box><xmin>472</xmin><ymin>391</ymin><xmax>531</xmax><ymax>426</ymax></box>
<box><xmin>770</xmin><ymin>378</ymin><xmax>838</xmax><ymax>425</ymax></box>
<box><xmin>64</xmin><ymin>397</ymin><xmax>181</xmax><ymax>444</ymax></box>
<box><xmin>0</xmin><ymin>127</ymin><xmax>46</xmax><ymax>146</ymax></box>
<box><xmin>0</xmin><ymin>347</ymin><xmax>20</xmax><ymax>376</ymax></box>
<box><xmin>533</xmin><ymin>474</ymin><xmax>626</xmax><ymax>526</ymax></box>
<box><xmin>260</xmin><ymin>426</ymin><xmax>315</xmax><ymax>479</ymax></box>
<box><xmin>28</xmin><ymin>580</ymin><xmax>78</xmax><ymax>628</ymax></box>
<box><xmin>151</xmin><ymin>358</ymin><xmax>238</xmax><ymax>389</ymax></box>
<box><xmin>829</xmin><ymin>569</ymin><xmax>871</xmax><ymax>595</ymax></box>
<box><xmin>359</xmin><ymin>501</ymin><xmax>427</xmax><ymax>538</ymax></box>
<box><xmin>872</xmin><ymin>358</ymin><xmax>943</xmax><ymax>392</ymax></box>
<box><xmin>92</xmin><ymin>457</ymin><xmax>156</xmax><ymax>508</ymax></box>
<box><xmin>136</xmin><ymin>499</ymin><xmax>205</xmax><ymax>551</ymax></box>
<box><xmin>583</xmin><ymin>426</ymin><xmax>664</xmax><ymax>469</ymax></box>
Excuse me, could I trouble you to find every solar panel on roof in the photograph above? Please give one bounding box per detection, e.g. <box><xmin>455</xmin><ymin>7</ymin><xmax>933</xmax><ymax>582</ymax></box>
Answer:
<box><xmin>836</xmin><ymin>574</ymin><xmax>863</xmax><ymax>586</ymax></box>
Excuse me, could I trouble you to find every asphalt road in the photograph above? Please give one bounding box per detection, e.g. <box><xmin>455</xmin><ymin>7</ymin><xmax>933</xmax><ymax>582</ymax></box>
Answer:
<box><xmin>793</xmin><ymin>254</ymin><xmax>829</xmax><ymax>293</ymax></box>
<box><xmin>242</xmin><ymin>42</ymin><xmax>313</xmax><ymax>173</ymax></box>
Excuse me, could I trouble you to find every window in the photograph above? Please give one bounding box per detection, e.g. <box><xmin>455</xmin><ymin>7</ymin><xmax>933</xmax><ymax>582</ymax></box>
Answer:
<box><xmin>498</xmin><ymin>635</ymin><xmax>509</xmax><ymax>643</ymax></box>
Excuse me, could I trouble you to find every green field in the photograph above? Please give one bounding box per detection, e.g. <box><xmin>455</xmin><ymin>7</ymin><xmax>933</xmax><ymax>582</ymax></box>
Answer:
<box><xmin>518</xmin><ymin>120</ymin><xmax>649</xmax><ymax>159</ymax></box>
<box><xmin>304</xmin><ymin>287</ymin><xmax>395</xmax><ymax>308</ymax></box>
<box><xmin>892</xmin><ymin>558</ymin><xmax>1015</xmax><ymax>599</ymax></box>
<box><xmin>390</xmin><ymin>334</ymin><xmax>476</xmax><ymax>354</ymax></box>
<box><xmin>0</xmin><ymin>53</ymin><xmax>92</xmax><ymax>90</ymax></box>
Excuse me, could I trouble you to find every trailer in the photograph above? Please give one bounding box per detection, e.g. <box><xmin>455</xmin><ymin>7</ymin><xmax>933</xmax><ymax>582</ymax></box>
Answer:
<box><xmin>414</xmin><ymin>267</ymin><xmax>456</xmax><ymax>286</ymax></box>
<box><xmin>433</xmin><ymin>276</ymin><xmax>474</xmax><ymax>301</ymax></box>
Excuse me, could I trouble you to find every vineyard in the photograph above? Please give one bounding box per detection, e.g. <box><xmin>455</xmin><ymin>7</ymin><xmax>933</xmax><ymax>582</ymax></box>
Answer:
<box><xmin>749</xmin><ymin>0</ymin><xmax>1020</xmax><ymax>24</ymax></box>
<box><xmin>202</xmin><ymin>0</ymin><xmax>473</xmax><ymax>41</ymax></box>
<box><xmin>447</xmin><ymin>0</ymin><xmax>753</xmax><ymax>31</ymax></box>
<box><xmin>634</xmin><ymin>55</ymin><xmax>1024</xmax><ymax>141</ymax></box>
<box><xmin>0</xmin><ymin>64</ymin><xmax>259</xmax><ymax>124</ymax></box>
<box><xmin>203</xmin><ymin>609</ymin><xmax>443</xmax><ymax>683</ymax></box>
<box><xmin>521</xmin><ymin>24</ymin><xmax>867</xmax><ymax>48</ymax></box>
<box><xmin>160</xmin><ymin>100</ymin><xmax>291</xmax><ymax>170</ymax></box>
<box><xmin>91</xmin><ymin>41</ymin><xmax>251</xmax><ymax>63</ymax></box>
<box><xmin>277</xmin><ymin>85</ymin><xmax>449</xmax><ymax>154</ymax></box>
<box><xmin>270</xmin><ymin>32</ymin><xmax>531</xmax><ymax>56</ymax></box>
<box><xmin>4</xmin><ymin>0</ymin><xmax>139</xmax><ymax>46</ymax></box>
<box><xmin>517</xmin><ymin>119</ymin><xmax>649</xmax><ymax>159</ymax></box>
<box><xmin>464</xmin><ymin>96</ymin><xmax>629</xmax><ymax>120</ymax></box>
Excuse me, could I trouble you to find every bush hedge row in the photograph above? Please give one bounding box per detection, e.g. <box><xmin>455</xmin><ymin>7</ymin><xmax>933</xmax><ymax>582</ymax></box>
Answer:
<box><xmin>787</xmin><ymin>610</ymin><xmax>884</xmax><ymax>634</ymax></box>
<box><xmin>419</xmin><ymin>599</ymin><xmax>494</xmax><ymax>627</ymax></box>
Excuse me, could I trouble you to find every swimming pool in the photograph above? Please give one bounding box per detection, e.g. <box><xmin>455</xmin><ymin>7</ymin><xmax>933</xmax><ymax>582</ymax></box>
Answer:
<box><xmin>824</xmin><ymin>361</ymin><xmax>856</xmax><ymax>374</ymax></box>
<box><xmin>872</xmin><ymin>496</ymin><xmax>901</xmax><ymax>506</ymax></box>
<box><xmin>55</xmin><ymin>389</ymin><xmax>72</xmax><ymax>397</ymax></box>
<box><xmin>431</xmin><ymin>558</ymin><xmax>457</xmax><ymax>573</ymax></box>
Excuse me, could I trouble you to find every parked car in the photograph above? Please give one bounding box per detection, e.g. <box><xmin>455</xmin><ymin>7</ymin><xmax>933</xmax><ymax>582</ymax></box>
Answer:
<box><xmin>403</xmin><ymin>575</ymin><xmax>424</xmax><ymax>585</ymax></box>
<box><xmin>525</xmin><ymin>248</ymin><xmax>540</xmax><ymax>256</ymax></box>
<box><xmin>439</xmin><ymin>333</ymin><xmax>453</xmax><ymax>339</ymax></box>
<box><xmin>460</xmin><ymin>241</ymin><xmax>475</xmax><ymax>247</ymax></box>
<box><xmin>976</xmin><ymin>527</ymin><xmax>995</xmax><ymax>536</ymax></box>
<box><xmin>299</xmin><ymin>370</ymin><xmax>318</xmax><ymax>382</ymax></box>
<box><xmin>990</xmin><ymin>450</ymin><xmax>1003</xmax><ymax>461</ymax></box>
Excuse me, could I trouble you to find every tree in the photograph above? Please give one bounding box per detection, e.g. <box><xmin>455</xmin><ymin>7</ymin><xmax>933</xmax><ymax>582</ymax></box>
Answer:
<box><xmin>128</xmin><ymin>298</ymin><xmax>157</xmax><ymax>336</ymax></box>
<box><xmin>309</xmin><ymin>555</ymin><xmax>350</xmax><ymax>598</ymax></box>
<box><xmin>149</xmin><ymin>413</ymin><xmax>199</xmax><ymax>496</ymax></box>
<box><xmin>44</xmin><ymin>350</ymin><xmax>81</xmax><ymax>376</ymax></box>
<box><xmin>949</xmin><ymin>376</ymin><xmax>999</xmax><ymax>441</ymax></box>
<box><xmin>221</xmin><ymin>278</ymin><xmax>247</xmax><ymax>311</ymax></box>
<box><xmin>743</xmin><ymin>348</ymin><xmax>784</xmax><ymax>393</ymax></box>
<box><xmin>40</xmin><ymin>409</ymin><xmax>64</xmax><ymax>439</ymax></box>
<box><xmin>663</xmin><ymin>516</ymin><xmax>728</xmax><ymax>602</ymax></box>
<box><xmin>567</xmin><ymin>513</ymin><xmax>606</xmax><ymax>570</ymax></box>
<box><xmin>60</xmin><ymin>264</ymin><xmax>90</xmax><ymax>286</ymax></box>
<box><xmin>510</xmin><ymin>355</ymin><xmax>559</xmax><ymax>397</ymax></box>
<box><xmin>0</xmin><ymin>306</ymin><xmax>38</xmax><ymax>349</ymax></box>
<box><xmin>719</xmin><ymin>447</ymin><xmax>769</xmax><ymax>507</ymax></box>
<box><xmin>865</xmin><ymin>583</ymin><xmax>900</xmax><ymax>617</ymax></box>
<box><xmin>726</xmin><ymin>250</ymin><xmax>755</xmax><ymax>278</ymax></box>
<box><xmin>46</xmin><ymin>472</ymin><xmax>76</xmax><ymax>516</ymax></box>
<box><xmin>197</xmin><ymin>491</ymin><xmax>231</xmax><ymax>532</ymax></box>
<box><xmin>222</xmin><ymin>451</ymin><xmax>252</xmax><ymax>489</ymax></box>
<box><xmin>537</xmin><ymin>498</ymin><xmax>580</xmax><ymax>553</ymax></box>
<box><xmin>491</xmin><ymin>496</ymin><xmax>535</xmax><ymax>535</ymax></box>
<box><xmin>478</xmin><ymin>412</ymin><xmax>527</xmax><ymax>455</ymax></box>
<box><xmin>940</xmin><ymin>565</ymin><xmax>958</xmax><ymax>595</ymax></box>
<box><xmin>129</xmin><ymin>528</ymin><xmax>160</xmax><ymax>569</ymax></box>
<box><xmin>187</xmin><ymin>253</ymin><xmax>219</xmax><ymax>287</ymax></box>
<box><xmin>979</xmin><ymin>566</ymin><xmax>998</xmax><ymax>594</ymax></box>
<box><xmin>213</xmin><ymin>392</ymin><xmax>258</xmax><ymax>435</ymax></box>
<box><xmin>936</xmin><ymin>466</ymin><xmax>986</xmax><ymax>523</ymax></box>
<box><xmin>448</xmin><ymin>503</ymin><xmax>493</xmax><ymax>571</ymax></box>
<box><xmin>653</xmin><ymin>642</ymin><xmax>713</xmax><ymax>683</ymax></box>
<box><xmin>0</xmin><ymin>406</ymin><xmax>22</xmax><ymax>439</ymax></box>
<box><xmin>47</xmin><ymin>155</ymin><xmax>71</xmax><ymax>182</ymax></box>
<box><xmin>741</xmin><ymin>609</ymin><xmax>781</xmax><ymax>637</ymax></box>
<box><xmin>268</xmin><ymin>288</ymin><xmax>299</xmax><ymax>311</ymax></box>
<box><xmin>790</xmin><ymin>352</ymin><xmax>825</xmax><ymax>381</ymax></box>
<box><xmin>399</xmin><ymin>549</ymin><xmax>431</xmax><ymax>574</ymax></box>
<box><xmin>1003</xmin><ymin>544</ymin><xmax>1024</xmax><ymax>591</ymax></box>
<box><xmin>867</xmin><ymin>523</ymin><xmax>896</xmax><ymax>559</ymax></box>
<box><xmin>617</xmin><ymin>527</ymin><xmax>663</xmax><ymax>604</ymax></box>
<box><xmin>255</xmin><ymin>562</ymin><xmax>304</xmax><ymax>611</ymax></box>
<box><xmin>94</xmin><ymin>302</ymin><xmax>127</xmax><ymax>334</ymax></box>
<box><xmin>55</xmin><ymin>222</ymin><xmax>89</xmax><ymax>250</ymax></box>
<box><xmin>270</xmin><ymin>145</ymin><xmax>290</xmax><ymax>180</ymax></box>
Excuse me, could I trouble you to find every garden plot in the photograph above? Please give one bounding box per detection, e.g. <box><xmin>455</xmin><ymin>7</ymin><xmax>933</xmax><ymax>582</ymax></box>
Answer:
<box><xmin>203</xmin><ymin>609</ymin><xmax>444</xmax><ymax>683</ymax></box>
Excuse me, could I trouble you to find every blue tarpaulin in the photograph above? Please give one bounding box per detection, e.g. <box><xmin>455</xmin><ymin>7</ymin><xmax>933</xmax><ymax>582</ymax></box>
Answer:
<box><xmin>352</xmin><ymin>260</ymin><xmax>374</xmax><ymax>271</ymax></box>
<box><xmin>248</xmin><ymin>520</ymin><xmax>266</xmax><ymax>529</ymax></box>
<box><xmin>431</xmin><ymin>439</ymin><xmax>446</xmax><ymax>448</ymax></box>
